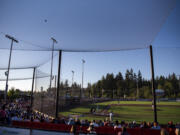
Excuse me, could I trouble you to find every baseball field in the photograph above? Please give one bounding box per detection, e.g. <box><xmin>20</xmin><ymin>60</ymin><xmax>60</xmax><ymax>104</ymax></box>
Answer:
<box><xmin>59</xmin><ymin>101</ymin><xmax>180</xmax><ymax>124</ymax></box>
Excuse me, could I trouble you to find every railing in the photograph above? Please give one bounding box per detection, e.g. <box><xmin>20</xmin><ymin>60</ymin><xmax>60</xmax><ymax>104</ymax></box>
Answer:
<box><xmin>12</xmin><ymin>121</ymin><xmax>176</xmax><ymax>135</ymax></box>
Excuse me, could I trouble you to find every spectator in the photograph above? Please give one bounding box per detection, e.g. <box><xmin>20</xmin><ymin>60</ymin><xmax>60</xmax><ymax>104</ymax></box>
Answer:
<box><xmin>34</xmin><ymin>116</ymin><xmax>40</xmax><ymax>122</ymax></box>
<box><xmin>114</xmin><ymin>120</ymin><xmax>121</xmax><ymax>129</ymax></box>
<box><xmin>118</xmin><ymin>126</ymin><xmax>130</xmax><ymax>135</ymax></box>
<box><xmin>75</xmin><ymin>118</ymin><xmax>81</xmax><ymax>126</ymax></box>
<box><xmin>0</xmin><ymin>105</ymin><xmax>6</xmax><ymax>123</ymax></box>
<box><xmin>90</xmin><ymin>120</ymin><xmax>99</xmax><ymax>127</ymax></box>
<box><xmin>175</xmin><ymin>128</ymin><xmax>180</xmax><ymax>135</ymax></box>
<box><xmin>23</xmin><ymin>115</ymin><xmax>30</xmax><ymax>122</ymax></box>
<box><xmin>121</xmin><ymin>120</ymin><xmax>126</xmax><ymax>127</ymax></box>
<box><xmin>40</xmin><ymin>115</ymin><xmax>44</xmax><ymax>122</ymax></box>
<box><xmin>104</xmin><ymin>119</ymin><xmax>108</xmax><ymax>126</ymax></box>
<box><xmin>87</xmin><ymin>124</ymin><xmax>96</xmax><ymax>134</ymax></box>
<box><xmin>44</xmin><ymin>116</ymin><xmax>50</xmax><ymax>123</ymax></box>
<box><xmin>176</xmin><ymin>123</ymin><xmax>180</xmax><ymax>129</ymax></box>
<box><xmin>11</xmin><ymin>113</ymin><xmax>20</xmax><ymax>121</ymax></box>
<box><xmin>167</xmin><ymin>121</ymin><xmax>175</xmax><ymax>128</ymax></box>
<box><xmin>129</xmin><ymin>120</ymin><xmax>137</xmax><ymax>128</ymax></box>
<box><xmin>81</xmin><ymin>119</ymin><xmax>86</xmax><ymax>126</ymax></box>
<box><xmin>140</xmin><ymin>121</ymin><xmax>148</xmax><ymax>128</ymax></box>
<box><xmin>147</xmin><ymin>122</ymin><xmax>152</xmax><ymax>128</ymax></box>
<box><xmin>151</xmin><ymin>122</ymin><xmax>161</xmax><ymax>130</ymax></box>
<box><xmin>59</xmin><ymin>118</ymin><xmax>66</xmax><ymax>124</ymax></box>
<box><xmin>161</xmin><ymin>128</ymin><xmax>169</xmax><ymax>135</ymax></box>
<box><xmin>68</xmin><ymin>118</ymin><xmax>75</xmax><ymax>125</ymax></box>
<box><xmin>70</xmin><ymin>118</ymin><xmax>81</xmax><ymax>135</ymax></box>
<box><xmin>98</xmin><ymin>120</ymin><xmax>104</xmax><ymax>127</ymax></box>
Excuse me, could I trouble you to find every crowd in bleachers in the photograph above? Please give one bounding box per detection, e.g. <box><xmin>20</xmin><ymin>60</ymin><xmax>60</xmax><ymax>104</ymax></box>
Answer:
<box><xmin>0</xmin><ymin>100</ymin><xmax>180</xmax><ymax>135</ymax></box>
<box><xmin>0</xmin><ymin>99</ymin><xmax>52</xmax><ymax>124</ymax></box>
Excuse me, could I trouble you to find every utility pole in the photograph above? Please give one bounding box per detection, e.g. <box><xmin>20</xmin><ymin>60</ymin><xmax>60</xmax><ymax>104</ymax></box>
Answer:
<box><xmin>81</xmin><ymin>59</ymin><xmax>85</xmax><ymax>98</ymax></box>
<box><xmin>4</xmin><ymin>35</ymin><xmax>18</xmax><ymax>103</ymax></box>
<box><xmin>49</xmin><ymin>37</ymin><xmax>57</xmax><ymax>91</ymax></box>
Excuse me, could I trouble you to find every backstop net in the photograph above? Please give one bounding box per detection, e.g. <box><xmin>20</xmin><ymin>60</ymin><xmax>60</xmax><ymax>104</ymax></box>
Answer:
<box><xmin>0</xmin><ymin>47</ymin><xmax>180</xmax><ymax>124</ymax></box>
<box><xmin>33</xmin><ymin>69</ymin><xmax>56</xmax><ymax>117</ymax></box>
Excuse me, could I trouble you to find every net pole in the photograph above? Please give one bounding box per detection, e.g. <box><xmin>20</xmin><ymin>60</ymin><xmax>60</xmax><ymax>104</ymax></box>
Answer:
<box><xmin>30</xmin><ymin>67</ymin><xmax>36</xmax><ymax>111</ymax></box>
<box><xmin>4</xmin><ymin>35</ymin><xmax>18</xmax><ymax>103</ymax></box>
<box><xmin>55</xmin><ymin>50</ymin><xmax>62</xmax><ymax>118</ymax></box>
<box><xmin>149</xmin><ymin>45</ymin><xmax>157</xmax><ymax>123</ymax></box>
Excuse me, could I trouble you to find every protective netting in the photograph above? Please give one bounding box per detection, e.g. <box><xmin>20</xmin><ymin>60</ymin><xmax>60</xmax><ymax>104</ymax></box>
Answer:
<box><xmin>0</xmin><ymin>68</ymin><xmax>35</xmax><ymax>91</ymax></box>
<box><xmin>32</xmin><ymin>63</ymin><xmax>82</xmax><ymax>118</ymax></box>
<box><xmin>0</xmin><ymin>49</ymin><xmax>58</xmax><ymax>69</ymax></box>
<box><xmin>0</xmin><ymin>46</ymin><xmax>179</xmax><ymax>123</ymax></box>
<box><xmin>153</xmin><ymin>47</ymin><xmax>180</xmax><ymax>76</ymax></box>
<box><xmin>0</xmin><ymin>0</ymin><xmax>176</xmax><ymax>52</ymax></box>
<box><xmin>58</xmin><ymin>79</ymin><xmax>82</xmax><ymax>113</ymax></box>
<box><xmin>32</xmin><ymin>52</ymin><xmax>58</xmax><ymax>117</ymax></box>
<box><xmin>57</xmin><ymin>48</ymin><xmax>180</xmax><ymax>123</ymax></box>
<box><xmin>0</xmin><ymin>68</ymin><xmax>49</xmax><ymax>81</ymax></box>
<box><xmin>33</xmin><ymin>70</ymin><xmax>55</xmax><ymax>117</ymax></box>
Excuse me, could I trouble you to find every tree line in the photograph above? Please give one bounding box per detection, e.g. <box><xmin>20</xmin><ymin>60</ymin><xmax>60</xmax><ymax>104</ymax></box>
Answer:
<box><xmin>6</xmin><ymin>68</ymin><xmax>180</xmax><ymax>99</ymax></box>
<box><xmin>85</xmin><ymin>69</ymin><xmax>180</xmax><ymax>99</ymax></box>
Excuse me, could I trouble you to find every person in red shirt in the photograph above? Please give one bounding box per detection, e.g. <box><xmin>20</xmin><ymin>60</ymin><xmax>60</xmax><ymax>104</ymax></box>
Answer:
<box><xmin>0</xmin><ymin>105</ymin><xmax>6</xmax><ymax>123</ymax></box>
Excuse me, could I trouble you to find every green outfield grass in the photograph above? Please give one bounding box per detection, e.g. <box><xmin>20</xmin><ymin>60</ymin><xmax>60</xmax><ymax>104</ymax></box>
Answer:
<box><xmin>59</xmin><ymin>101</ymin><xmax>180</xmax><ymax>124</ymax></box>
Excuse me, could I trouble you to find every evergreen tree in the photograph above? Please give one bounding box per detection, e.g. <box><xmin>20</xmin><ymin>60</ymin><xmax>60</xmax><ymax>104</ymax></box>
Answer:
<box><xmin>115</xmin><ymin>72</ymin><xmax>124</xmax><ymax>98</ymax></box>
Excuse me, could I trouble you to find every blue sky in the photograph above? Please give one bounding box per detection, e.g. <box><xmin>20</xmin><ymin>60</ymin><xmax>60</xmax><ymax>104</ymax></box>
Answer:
<box><xmin>0</xmin><ymin>0</ymin><xmax>180</xmax><ymax>91</ymax></box>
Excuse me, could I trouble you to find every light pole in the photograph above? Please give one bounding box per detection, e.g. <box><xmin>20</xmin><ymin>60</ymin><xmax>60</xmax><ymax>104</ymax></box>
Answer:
<box><xmin>72</xmin><ymin>70</ymin><xmax>74</xmax><ymax>87</ymax></box>
<box><xmin>40</xmin><ymin>86</ymin><xmax>44</xmax><ymax>113</ymax></box>
<box><xmin>49</xmin><ymin>37</ymin><xmax>57</xmax><ymax>90</ymax></box>
<box><xmin>81</xmin><ymin>59</ymin><xmax>85</xmax><ymax>98</ymax></box>
<box><xmin>4</xmin><ymin>34</ymin><xmax>18</xmax><ymax>102</ymax></box>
